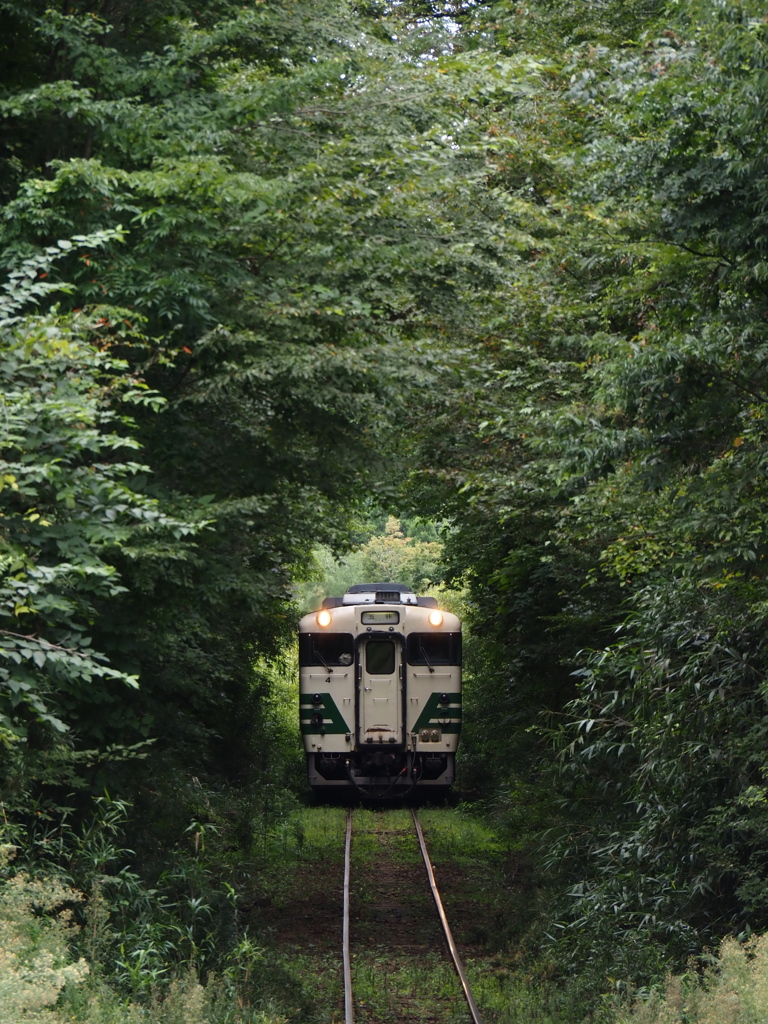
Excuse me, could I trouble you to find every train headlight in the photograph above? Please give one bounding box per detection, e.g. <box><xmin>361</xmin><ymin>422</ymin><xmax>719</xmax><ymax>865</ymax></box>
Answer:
<box><xmin>316</xmin><ymin>609</ymin><xmax>332</xmax><ymax>628</ymax></box>
<box><xmin>428</xmin><ymin>610</ymin><xmax>443</xmax><ymax>627</ymax></box>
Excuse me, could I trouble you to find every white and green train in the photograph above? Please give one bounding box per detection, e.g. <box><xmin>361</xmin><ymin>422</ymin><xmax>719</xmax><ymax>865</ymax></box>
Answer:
<box><xmin>299</xmin><ymin>583</ymin><xmax>461</xmax><ymax>797</ymax></box>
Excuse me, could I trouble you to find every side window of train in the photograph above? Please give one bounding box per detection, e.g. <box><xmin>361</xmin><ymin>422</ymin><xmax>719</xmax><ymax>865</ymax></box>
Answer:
<box><xmin>365</xmin><ymin>639</ymin><xmax>395</xmax><ymax>675</ymax></box>
<box><xmin>299</xmin><ymin>632</ymin><xmax>354</xmax><ymax>667</ymax></box>
<box><xmin>406</xmin><ymin>633</ymin><xmax>462</xmax><ymax>667</ymax></box>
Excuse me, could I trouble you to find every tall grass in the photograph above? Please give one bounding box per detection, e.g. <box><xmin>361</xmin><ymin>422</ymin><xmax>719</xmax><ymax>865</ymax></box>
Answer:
<box><xmin>0</xmin><ymin>847</ymin><xmax>89</xmax><ymax>1024</ymax></box>
<box><xmin>615</xmin><ymin>935</ymin><xmax>768</xmax><ymax>1024</ymax></box>
<box><xmin>0</xmin><ymin>854</ymin><xmax>290</xmax><ymax>1024</ymax></box>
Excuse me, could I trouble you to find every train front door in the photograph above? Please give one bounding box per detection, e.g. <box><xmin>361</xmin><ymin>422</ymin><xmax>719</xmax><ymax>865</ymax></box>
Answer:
<box><xmin>358</xmin><ymin>637</ymin><xmax>403</xmax><ymax>746</ymax></box>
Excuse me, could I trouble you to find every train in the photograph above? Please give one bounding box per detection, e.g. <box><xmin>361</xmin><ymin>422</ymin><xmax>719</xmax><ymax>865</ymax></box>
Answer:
<box><xmin>299</xmin><ymin>583</ymin><xmax>461</xmax><ymax>797</ymax></box>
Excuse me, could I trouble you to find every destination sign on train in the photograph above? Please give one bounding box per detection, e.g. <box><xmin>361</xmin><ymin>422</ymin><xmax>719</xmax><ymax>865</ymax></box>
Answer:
<box><xmin>361</xmin><ymin>610</ymin><xmax>400</xmax><ymax>625</ymax></box>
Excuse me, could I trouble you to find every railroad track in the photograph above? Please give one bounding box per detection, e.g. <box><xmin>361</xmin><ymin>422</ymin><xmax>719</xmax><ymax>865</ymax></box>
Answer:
<box><xmin>342</xmin><ymin>807</ymin><xmax>483</xmax><ymax>1024</ymax></box>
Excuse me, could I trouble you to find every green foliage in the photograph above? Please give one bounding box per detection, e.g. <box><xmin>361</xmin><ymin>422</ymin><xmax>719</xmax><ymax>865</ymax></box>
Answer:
<box><xmin>388</xmin><ymin>0</ymin><xmax>768</xmax><ymax>993</ymax></box>
<box><xmin>0</xmin><ymin>839</ymin><xmax>291</xmax><ymax>1024</ymax></box>
<box><xmin>0</xmin><ymin>0</ymin><xmax>512</xmax><ymax>830</ymax></box>
<box><xmin>0</xmin><ymin>244</ymin><xmax>201</xmax><ymax>752</ymax></box>
<box><xmin>531</xmin><ymin>1</ymin><xmax>768</xmax><ymax>987</ymax></box>
<box><xmin>298</xmin><ymin>516</ymin><xmax>444</xmax><ymax>611</ymax></box>
<box><xmin>357</xmin><ymin>516</ymin><xmax>443</xmax><ymax>591</ymax></box>
<box><xmin>0</xmin><ymin>0</ymin><xmax>434</xmax><ymax>853</ymax></box>
<box><xmin>0</xmin><ymin>790</ymin><xmax>320</xmax><ymax>1020</ymax></box>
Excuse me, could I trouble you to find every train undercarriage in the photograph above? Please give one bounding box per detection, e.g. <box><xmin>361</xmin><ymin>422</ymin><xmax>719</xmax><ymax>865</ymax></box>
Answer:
<box><xmin>308</xmin><ymin>749</ymin><xmax>454</xmax><ymax>794</ymax></box>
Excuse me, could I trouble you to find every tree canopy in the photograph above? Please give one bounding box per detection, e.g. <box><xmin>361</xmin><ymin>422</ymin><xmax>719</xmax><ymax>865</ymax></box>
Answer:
<box><xmin>4</xmin><ymin>0</ymin><xmax>768</xmax><ymax>1007</ymax></box>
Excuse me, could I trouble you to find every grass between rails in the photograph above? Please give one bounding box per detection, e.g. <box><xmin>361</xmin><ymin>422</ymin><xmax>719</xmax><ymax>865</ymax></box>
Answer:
<box><xmin>245</xmin><ymin>804</ymin><xmax>582</xmax><ymax>1024</ymax></box>
<box><xmin>352</xmin><ymin>953</ymin><xmax>464</xmax><ymax>1024</ymax></box>
<box><xmin>348</xmin><ymin>952</ymin><xmax>584</xmax><ymax>1024</ymax></box>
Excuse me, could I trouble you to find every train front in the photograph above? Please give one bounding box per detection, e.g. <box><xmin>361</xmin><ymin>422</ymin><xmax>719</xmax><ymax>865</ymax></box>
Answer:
<box><xmin>299</xmin><ymin>584</ymin><xmax>461</xmax><ymax>796</ymax></box>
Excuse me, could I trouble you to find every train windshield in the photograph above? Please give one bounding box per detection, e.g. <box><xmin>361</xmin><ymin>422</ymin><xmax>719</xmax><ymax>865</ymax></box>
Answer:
<box><xmin>407</xmin><ymin>632</ymin><xmax>461</xmax><ymax>667</ymax></box>
<box><xmin>300</xmin><ymin>632</ymin><xmax>354</xmax><ymax>667</ymax></box>
<box><xmin>365</xmin><ymin>639</ymin><xmax>395</xmax><ymax>675</ymax></box>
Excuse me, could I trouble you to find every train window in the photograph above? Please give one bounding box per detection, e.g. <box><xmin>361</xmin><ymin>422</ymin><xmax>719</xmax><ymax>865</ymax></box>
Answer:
<box><xmin>366</xmin><ymin>639</ymin><xmax>395</xmax><ymax>675</ymax></box>
<box><xmin>300</xmin><ymin>632</ymin><xmax>354</xmax><ymax>667</ymax></box>
<box><xmin>407</xmin><ymin>633</ymin><xmax>461</xmax><ymax>667</ymax></box>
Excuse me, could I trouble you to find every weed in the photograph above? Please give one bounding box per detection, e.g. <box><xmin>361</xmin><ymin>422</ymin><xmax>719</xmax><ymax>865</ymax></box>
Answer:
<box><xmin>0</xmin><ymin>850</ymin><xmax>90</xmax><ymax>1024</ymax></box>
<box><xmin>614</xmin><ymin>933</ymin><xmax>768</xmax><ymax>1024</ymax></box>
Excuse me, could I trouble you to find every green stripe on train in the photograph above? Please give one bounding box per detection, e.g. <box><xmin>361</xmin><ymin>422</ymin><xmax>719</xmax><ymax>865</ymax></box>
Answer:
<box><xmin>412</xmin><ymin>692</ymin><xmax>462</xmax><ymax>734</ymax></box>
<box><xmin>300</xmin><ymin>693</ymin><xmax>350</xmax><ymax>734</ymax></box>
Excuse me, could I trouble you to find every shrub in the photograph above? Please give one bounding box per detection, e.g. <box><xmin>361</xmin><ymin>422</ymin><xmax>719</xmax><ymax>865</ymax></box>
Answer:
<box><xmin>617</xmin><ymin>933</ymin><xmax>768</xmax><ymax>1024</ymax></box>
<box><xmin>0</xmin><ymin>846</ymin><xmax>90</xmax><ymax>1023</ymax></box>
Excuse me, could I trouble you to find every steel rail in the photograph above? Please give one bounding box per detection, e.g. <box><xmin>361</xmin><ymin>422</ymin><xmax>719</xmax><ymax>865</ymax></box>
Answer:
<box><xmin>343</xmin><ymin>807</ymin><xmax>354</xmax><ymax>1024</ymax></box>
<box><xmin>411</xmin><ymin>808</ymin><xmax>484</xmax><ymax>1024</ymax></box>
